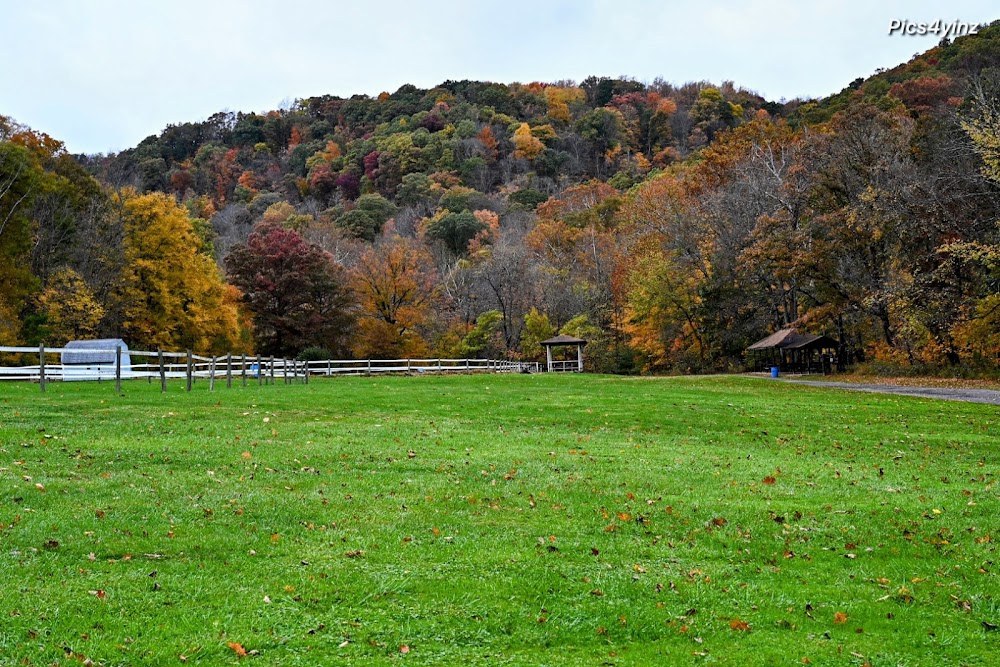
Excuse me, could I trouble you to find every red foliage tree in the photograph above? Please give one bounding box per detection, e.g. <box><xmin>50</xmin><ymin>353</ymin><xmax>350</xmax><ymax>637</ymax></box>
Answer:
<box><xmin>225</xmin><ymin>222</ymin><xmax>355</xmax><ymax>357</ymax></box>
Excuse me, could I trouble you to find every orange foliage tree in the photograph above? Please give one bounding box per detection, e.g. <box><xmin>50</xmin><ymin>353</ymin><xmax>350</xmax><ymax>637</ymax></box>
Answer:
<box><xmin>350</xmin><ymin>235</ymin><xmax>437</xmax><ymax>358</ymax></box>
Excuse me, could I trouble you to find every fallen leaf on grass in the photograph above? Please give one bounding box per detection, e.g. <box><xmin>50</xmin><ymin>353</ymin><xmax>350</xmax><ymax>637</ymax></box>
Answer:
<box><xmin>228</xmin><ymin>641</ymin><xmax>247</xmax><ymax>657</ymax></box>
<box><xmin>344</xmin><ymin>550</ymin><xmax>365</xmax><ymax>558</ymax></box>
<box><xmin>833</xmin><ymin>612</ymin><xmax>848</xmax><ymax>624</ymax></box>
<box><xmin>730</xmin><ymin>618</ymin><xmax>750</xmax><ymax>631</ymax></box>
<box><xmin>762</xmin><ymin>476</ymin><xmax>776</xmax><ymax>485</ymax></box>
<box><xmin>399</xmin><ymin>644</ymin><xmax>410</xmax><ymax>654</ymax></box>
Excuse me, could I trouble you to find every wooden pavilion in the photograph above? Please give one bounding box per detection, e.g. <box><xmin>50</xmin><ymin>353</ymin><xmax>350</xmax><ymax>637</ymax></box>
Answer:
<box><xmin>540</xmin><ymin>334</ymin><xmax>587</xmax><ymax>372</ymax></box>
<box><xmin>746</xmin><ymin>328</ymin><xmax>839</xmax><ymax>374</ymax></box>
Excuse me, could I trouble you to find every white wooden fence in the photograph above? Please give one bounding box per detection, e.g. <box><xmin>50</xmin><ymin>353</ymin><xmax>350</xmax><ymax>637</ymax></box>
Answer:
<box><xmin>0</xmin><ymin>345</ymin><xmax>539</xmax><ymax>393</ymax></box>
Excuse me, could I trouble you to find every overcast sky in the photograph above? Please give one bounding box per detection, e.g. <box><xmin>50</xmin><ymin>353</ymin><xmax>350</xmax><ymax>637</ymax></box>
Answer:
<box><xmin>2</xmin><ymin>0</ymin><xmax>996</xmax><ymax>155</ymax></box>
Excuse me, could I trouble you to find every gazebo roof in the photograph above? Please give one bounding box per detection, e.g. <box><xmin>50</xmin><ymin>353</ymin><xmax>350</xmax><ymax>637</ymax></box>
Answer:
<box><xmin>747</xmin><ymin>328</ymin><xmax>837</xmax><ymax>351</ymax></box>
<box><xmin>539</xmin><ymin>334</ymin><xmax>587</xmax><ymax>347</ymax></box>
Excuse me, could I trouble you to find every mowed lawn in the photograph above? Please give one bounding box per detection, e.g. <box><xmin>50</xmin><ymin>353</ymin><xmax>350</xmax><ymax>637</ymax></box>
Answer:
<box><xmin>0</xmin><ymin>374</ymin><xmax>997</xmax><ymax>666</ymax></box>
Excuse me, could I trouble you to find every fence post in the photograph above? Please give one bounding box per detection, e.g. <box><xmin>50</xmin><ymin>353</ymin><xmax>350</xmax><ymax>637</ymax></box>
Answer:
<box><xmin>327</xmin><ymin>358</ymin><xmax>332</xmax><ymax>377</ymax></box>
<box><xmin>186</xmin><ymin>350</ymin><xmax>193</xmax><ymax>391</ymax></box>
<box><xmin>283</xmin><ymin>359</ymin><xmax>288</xmax><ymax>385</ymax></box>
<box><xmin>209</xmin><ymin>357</ymin><xmax>216</xmax><ymax>391</ymax></box>
<box><xmin>241</xmin><ymin>354</ymin><xmax>247</xmax><ymax>387</ymax></box>
<box><xmin>158</xmin><ymin>350</ymin><xmax>166</xmax><ymax>392</ymax></box>
<box><xmin>39</xmin><ymin>344</ymin><xmax>46</xmax><ymax>393</ymax></box>
<box><xmin>257</xmin><ymin>354</ymin><xmax>262</xmax><ymax>386</ymax></box>
<box><xmin>367</xmin><ymin>359</ymin><xmax>371</xmax><ymax>376</ymax></box>
<box><xmin>269</xmin><ymin>357</ymin><xmax>274</xmax><ymax>385</ymax></box>
<box><xmin>438</xmin><ymin>358</ymin><xmax>442</xmax><ymax>373</ymax></box>
<box><xmin>303</xmin><ymin>359</ymin><xmax>309</xmax><ymax>385</ymax></box>
<box><xmin>115</xmin><ymin>345</ymin><xmax>122</xmax><ymax>395</ymax></box>
<box><xmin>226</xmin><ymin>352</ymin><xmax>232</xmax><ymax>388</ymax></box>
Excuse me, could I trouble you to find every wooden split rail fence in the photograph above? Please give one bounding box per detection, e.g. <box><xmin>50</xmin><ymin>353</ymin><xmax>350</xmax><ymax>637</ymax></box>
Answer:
<box><xmin>0</xmin><ymin>345</ymin><xmax>538</xmax><ymax>393</ymax></box>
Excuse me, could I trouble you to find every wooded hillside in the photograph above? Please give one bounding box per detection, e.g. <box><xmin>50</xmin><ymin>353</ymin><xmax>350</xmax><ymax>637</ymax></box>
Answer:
<box><xmin>3</xmin><ymin>24</ymin><xmax>1000</xmax><ymax>373</ymax></box>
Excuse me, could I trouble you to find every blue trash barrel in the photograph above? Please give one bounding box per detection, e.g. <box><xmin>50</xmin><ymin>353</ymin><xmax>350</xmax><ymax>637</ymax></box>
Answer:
<box><xmin>770</xmin><ymin>366</ymin><xmax>780</xmax><ymax>378</ymax></box>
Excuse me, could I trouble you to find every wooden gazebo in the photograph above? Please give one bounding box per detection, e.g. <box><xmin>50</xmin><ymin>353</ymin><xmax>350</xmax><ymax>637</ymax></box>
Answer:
<box><xmin>746</xmin><ymin>328</ymin><xmax>839</xmax><ymax>374</ymax></box>
<box><xmin>540</xmin><ymin>334</ymin><xmax>587</xmax><ymax>372</ymax></box>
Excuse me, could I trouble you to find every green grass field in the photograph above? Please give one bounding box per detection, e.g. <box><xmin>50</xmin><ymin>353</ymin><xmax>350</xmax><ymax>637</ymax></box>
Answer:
<box><xmin>0</xmin><ymin>374</ymin><xmax>997</xmax><ymax>666</ymax></box>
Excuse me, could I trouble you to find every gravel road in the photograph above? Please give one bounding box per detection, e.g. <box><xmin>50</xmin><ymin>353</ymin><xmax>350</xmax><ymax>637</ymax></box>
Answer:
<box><xmin>778</xmin><ymin>379</ymin><xmax>1000</xmax><ymax>405</ymax></box>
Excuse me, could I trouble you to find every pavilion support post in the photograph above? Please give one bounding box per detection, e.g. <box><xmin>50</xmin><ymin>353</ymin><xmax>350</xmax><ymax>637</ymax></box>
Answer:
<box><xmin>546</xmin><ymin>346</ymin><xmax>553</xmax><ymax>373</ymax></box>
<box><xmin>577</xmin><ymin>344</ymin><xmax>583</xmax><ymax>372</ymax></box>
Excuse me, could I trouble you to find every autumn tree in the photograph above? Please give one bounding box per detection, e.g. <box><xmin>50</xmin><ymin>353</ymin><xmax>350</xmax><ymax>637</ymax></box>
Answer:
<box><xmin>36</xmin><ymin>268</ymin><xmax>104</xmax><ymax>345</ymax></box>
<box><xmin>963</xmin><ymin>72</ymin><xmax>1000</xmax><ymax>183</ymax></box>
<box><xmin>351</xmin><ymin>236</ymin><xmax>437</xmax><ymax>358</ymax></box>
<box><xmin>520</xmin><ymin>308</ymin><xmax>555</xmax><ymax>361</ymax></box>
<box><xmin>226</xmin><ymin>221</ymin><xmax>354</xmax><ymax>357</ymax></box>
<box><xmin>115</xmin><ymin>190</ymin><xmax>248</xmax><ymax>353</ymax></box>
<box><xmin>0</xmin><ymin>141</ymin><xmax>42</xmax><ymax>343</ymax></box>
<box><xmin>512</xmin><ymin>123</ymin><xmax>545</xmax><ymax>160</ymax></box>
<box><xmin>474</xmin><ymin>234</ymin><xmax>540</xmax><ymax>349</ymax></box>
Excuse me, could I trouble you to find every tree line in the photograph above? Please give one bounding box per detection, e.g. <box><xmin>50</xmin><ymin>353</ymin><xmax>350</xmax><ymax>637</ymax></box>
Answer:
<box><xmin>2</xmin><ymin>25</ymin><xmax>1000</xmax><ymax>373</ymax></box>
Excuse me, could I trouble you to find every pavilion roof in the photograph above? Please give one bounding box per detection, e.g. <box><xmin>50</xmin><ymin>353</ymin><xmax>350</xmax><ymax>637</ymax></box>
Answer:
<box><xmin>540</xmin><ymin>334</ymin><xmax>587</xmax><ymax>346</ymax></box>
<box><xmin>746</xmin><ymin>328</ymin><xmax>837</xmax><ymax>351</ymax></box>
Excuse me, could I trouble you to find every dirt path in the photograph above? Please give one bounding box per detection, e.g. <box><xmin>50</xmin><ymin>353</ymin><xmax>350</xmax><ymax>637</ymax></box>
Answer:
<box><xmin>777</xmin><ymin>379</ymin><xmax>1000</xmax><ymax>405</ymax></box>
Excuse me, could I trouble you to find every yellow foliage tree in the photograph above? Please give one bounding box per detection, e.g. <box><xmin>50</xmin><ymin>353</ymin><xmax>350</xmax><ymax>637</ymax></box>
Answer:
<box><xmin>545</xmin><ymin>87</ymin><xmax>585</xmax><ymax>124</ymax></box>
<box><xmin>512</xmin><ymin>123</ymin><xmax>545</xmax><ymax>160</ymax></box>
<box><xmin>37</xmin><ymin>268</ymin><xmax>104</xmax><ymax>345</ymax></box>
<box><xmin>116</xmin><ymin>191</ymin><xmax>250</xmax><ymax>354</ymax></box>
